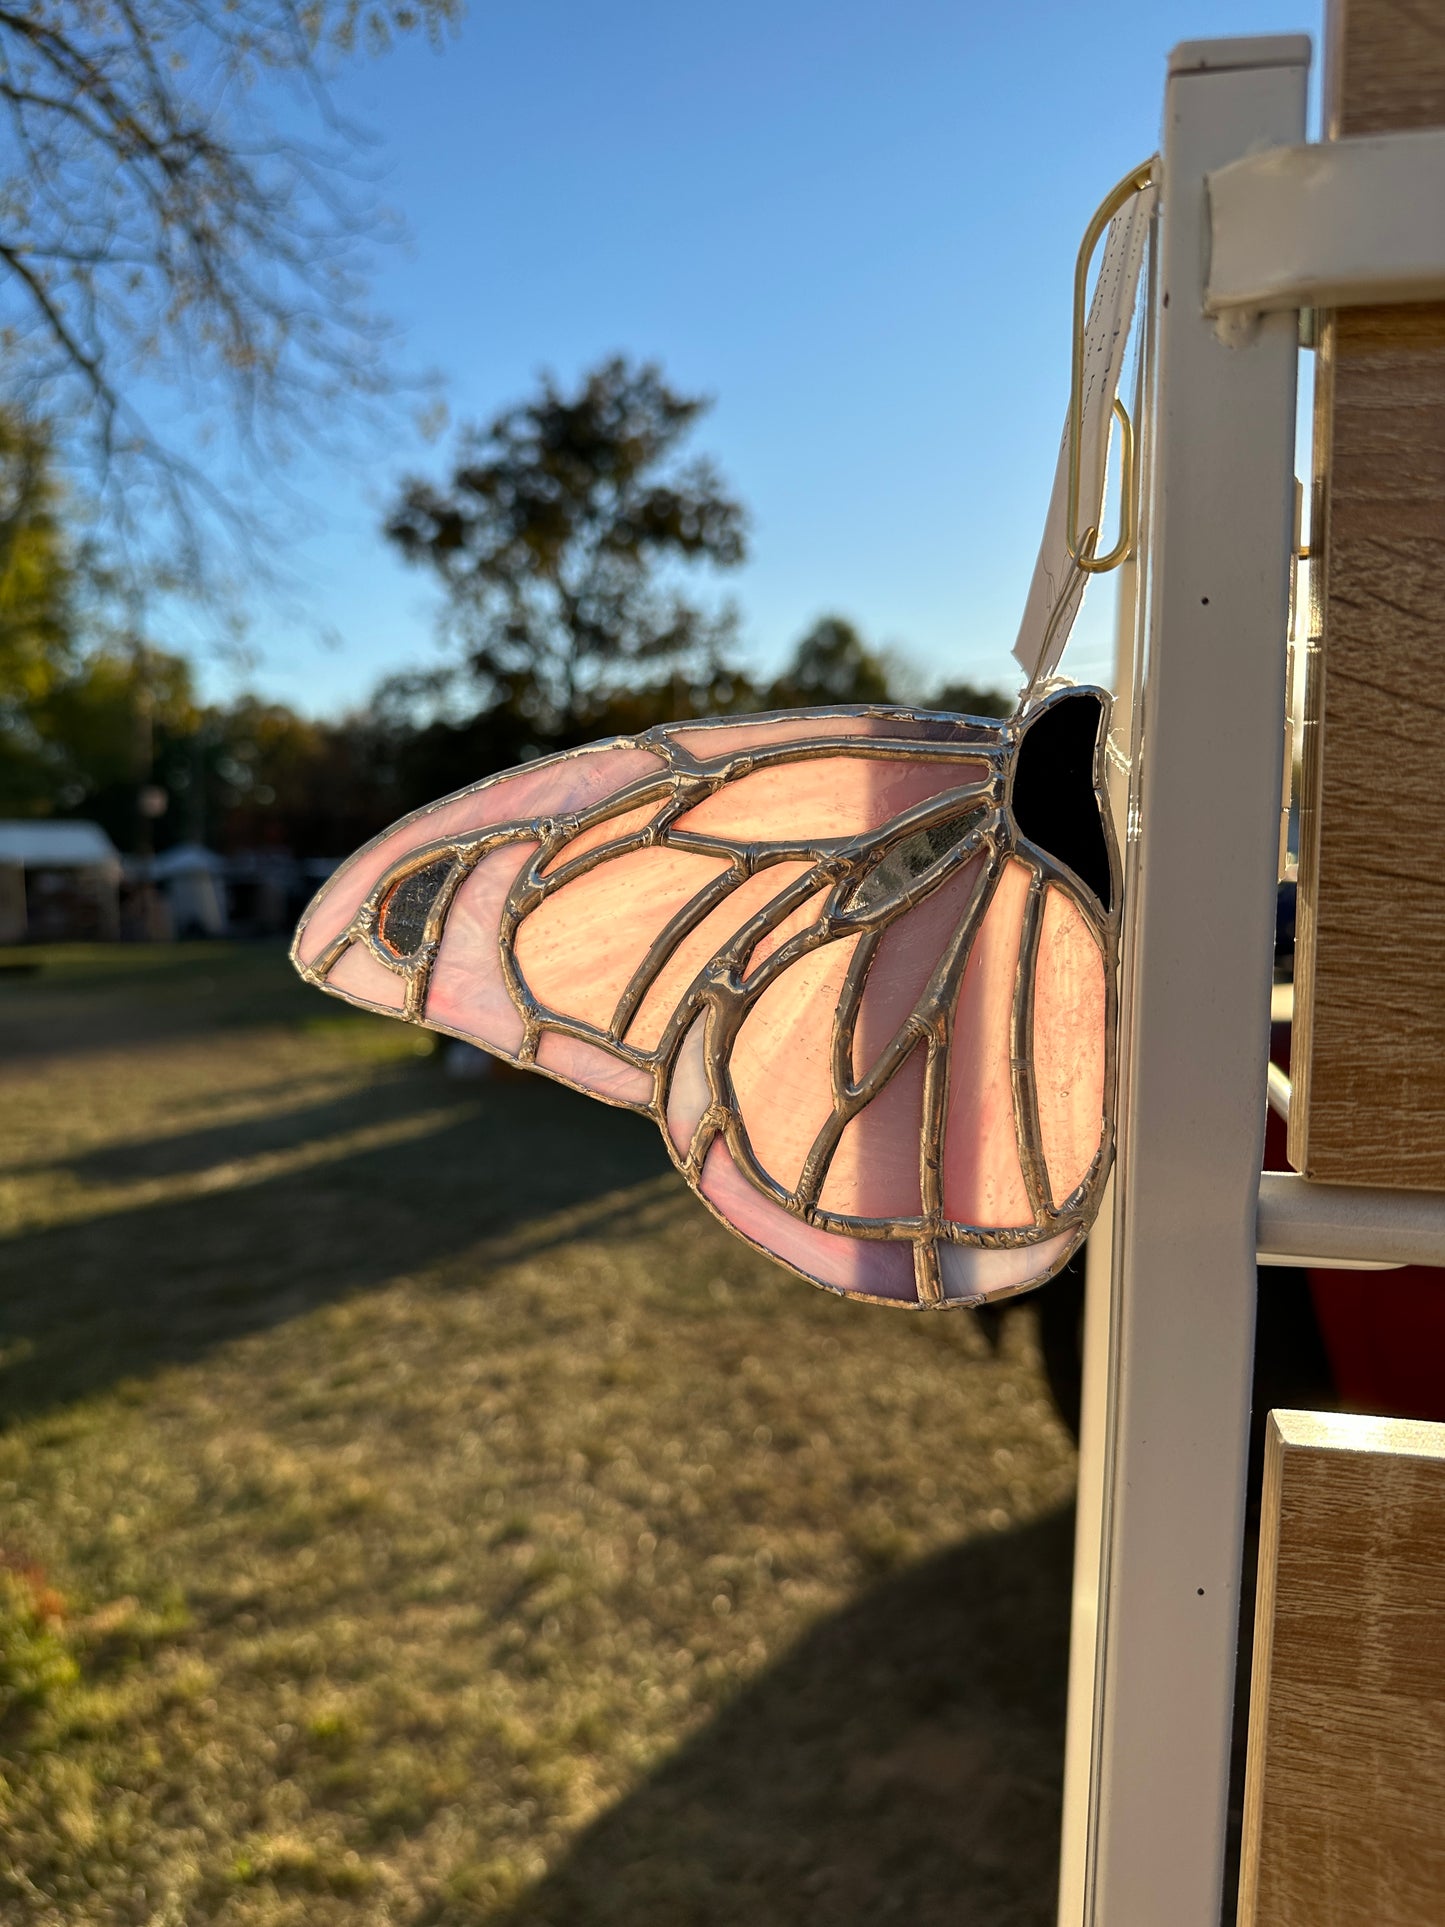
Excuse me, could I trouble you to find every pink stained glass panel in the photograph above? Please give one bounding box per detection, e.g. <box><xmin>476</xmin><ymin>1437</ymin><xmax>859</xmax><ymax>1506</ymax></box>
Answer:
<box><xmin>424</xmin><ymin>840</ymin><xmax>539</xmax><ymax>1058</ymax></box>
<box><xmin>743</xmin><ymin>883</ymin><xmax>832</xmax><ymax>980</ymax></box>
<box><xmin>668</xmin><ymin>711</ymin><xmax>992</xmax><ymax>760</ymax></box>
<box><xmin>730</xmin><ymin>933</ymin><xmax>860</xmax><ymax>1194</ymax></box>
<box><xmin>813</xmin><ymin>862</ymin><xmax>980</xmax><ymax>1223</ymax></box>
<box><xmin>817</xmin><ymin>1046</ymin><xmax>926</xmax><ymax>1221</ymax></box>
<box><xmin>626</xmin><ymin>862</ymin><xmax>814</xmax><ymax>1051</ymax></box>
<box><xmin>941</xmin><ymin>857</ymin><xmax>1035</xmax><ymax>1230</ymax></box>
<box><xmin>671</xmin><ymin>755</ymin><xmax>988</xmax><ymax>844</ymax></box>
<box><xmin>325</xmin><ymin>941</ymin><xmax>406</xmax><ymax>1013</ymax></box>
<box><xmin>851</xmin><ymin>860</ymin><xmax>983</xmax><ymax>1078</ymax></box>
<box><xmin>699</xmin><ymin>1140</ymin><xmax>917</xmax><ymax>1301</ymax></box>
<box><xmin>515</xmin><ymin>847</ymin><xmax>732</xmax><ymax>1033</ymax></box>
<box><xmin>936</xmin><ymin>1230</ymin><xmax>1075</xmax><ymax>1303</ymax></box>
<box><xmin>533</xmin><ymin>1031</ymin><xmax>653</xmax><ymax>1109</ymax></box>
<box><xmin>295</xmin><ymin>742</ymin><xmax>665</xmax><ymax>968</ymax></box>
<box><xmin>540</xmin><ymin>799</ymin><xmax>659</xmax><ymax>876</ymax></box>
<box><xmin>665</xmin><ymin>1014</ymin><xmax>711</xmax><ymax>1158</ymax></box>
<box><xmin>1032</xmin><ymin>884</ymin><xmax>1107</xmax><ymax>1206</ymax></box>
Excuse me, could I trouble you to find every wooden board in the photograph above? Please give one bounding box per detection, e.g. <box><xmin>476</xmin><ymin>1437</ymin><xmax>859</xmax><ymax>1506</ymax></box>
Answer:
<box><xmin>1289</xmin><ymin>0</ymin><xmax>1445</xmax><ymax>1187</ymax></box>
<box><xmin>1237</xmin><ymin>1409</ymin><xmax>1445</xmax><ymax>1927</ymax></box>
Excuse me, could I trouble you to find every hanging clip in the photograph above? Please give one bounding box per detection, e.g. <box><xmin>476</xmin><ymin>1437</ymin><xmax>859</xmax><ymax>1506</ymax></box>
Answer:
<box><xmin>1066</xmin><ymin>161</ymin><xmax>1156</xmax><ymax>574</ymax></box>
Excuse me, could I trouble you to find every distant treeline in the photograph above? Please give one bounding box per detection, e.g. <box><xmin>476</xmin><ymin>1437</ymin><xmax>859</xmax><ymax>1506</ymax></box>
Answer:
<box><xmin>0</xmin><ymin>359</ymin><xmax>1011</xmax><ymax>860</ymax></box>
<box><xmin>0</xmin><ymin>616</ymin><xmax>1010</xmax><ymax>860</ymax></box>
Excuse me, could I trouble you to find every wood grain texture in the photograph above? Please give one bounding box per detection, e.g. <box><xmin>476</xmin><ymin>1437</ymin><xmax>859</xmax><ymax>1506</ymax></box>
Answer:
<box><xmin>1237</xmin><ymin>1410</ymin><xmax>1445</xmax><ymax>1927</ymax></box>
<box><xmin>1290</xmin><ymin>0</ymin><xmax>1445</xmax><ymax>1186</ymax></box>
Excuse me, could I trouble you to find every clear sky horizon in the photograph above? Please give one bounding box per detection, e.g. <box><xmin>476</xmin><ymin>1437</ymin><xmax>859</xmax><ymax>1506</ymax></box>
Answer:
<box><xmin>221</xmin><ymin>0</ymin><xmax>1323</xmax><ymax>719</ymax></box>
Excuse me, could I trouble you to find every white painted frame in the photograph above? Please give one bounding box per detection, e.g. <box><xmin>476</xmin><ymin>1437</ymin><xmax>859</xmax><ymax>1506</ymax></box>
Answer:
<box><xmin>1205</xmin><ymin>127</ymin><xmax>1445</xmax><ymax>317</ymax></box>
<box><xmin>1055</xmin><ymin>29</ymin><xmax>1445</xmax><ymax>1924</ymax></box>
<box><xmin>1057</xmin><ymin>36</ymin><xmax>1310</xmax><ymax>1927</ymax></box>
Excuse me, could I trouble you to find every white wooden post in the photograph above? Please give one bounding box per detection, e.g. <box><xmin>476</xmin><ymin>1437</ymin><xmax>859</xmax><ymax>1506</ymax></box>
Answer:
<box><xmin>1058</xmin><ymin>36</ymin><xmax>1308</xmax><ymax>1927</ymax></box>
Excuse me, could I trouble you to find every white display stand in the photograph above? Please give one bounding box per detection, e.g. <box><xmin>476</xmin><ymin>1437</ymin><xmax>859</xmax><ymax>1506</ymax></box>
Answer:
<box><xmin>1056</xmin><ymin>32</ymin><xmax>1445</xmax><ymax>1927</ymax></box>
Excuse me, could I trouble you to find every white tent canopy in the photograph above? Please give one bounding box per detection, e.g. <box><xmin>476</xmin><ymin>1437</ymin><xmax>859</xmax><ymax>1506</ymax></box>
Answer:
<box><xmin>0</xmin><ymin>820</ymin><xmax>121</xmax><ymax>876</ymax></box>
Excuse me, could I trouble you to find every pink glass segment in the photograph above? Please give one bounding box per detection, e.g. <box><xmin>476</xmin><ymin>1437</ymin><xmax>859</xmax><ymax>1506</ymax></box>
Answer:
<box><xmin>540</xmin><ymin>799</ymin><xmax>658</xmax><ymax>875</ymax></box>
<box><xmin>424</xmin><ymin>840</ymin><xmax>538</xmax><ymax>1057</ymax></box>
<box><xmin>942</xmin><ymin>857</ymin><xmax>1035</xmax><ymax>1230</ymax></box>
<box><xmin>515</xmin><ymin>847</ymin><xmax>731</xmax><ymax>1032</ymax></box>
<box><xmin>699</xmin><ymin>1140</ymin><xmax>917</xmax><ymax>1301</ymax></box>
<box><xmin>672</xmin><ymin>755</ymin><xmax>987</xmax><ymax>844</ymax></box>
<box><xmin>665</xmin><ymin>1015</ymin><xmax>711</xmax><ymax>1158</ymax></box>
<box><xmin>853</xmin><ymin>860</ymin><xmax>982</xmax><ymax>1074</ymax></box>
<box><xmin>1032</xmin><ymin>884</ymin><xmax>1107</xmax><ymax>1205</ymax></box>
<box><xmin>743</xmin><ymin>883</ymin><xmax>832</xmax><ymax>980</ymax></box>
<box><xmin>668</xmin><ymin>712</ymin><xmax>991</xmax><ymax>759</ymax></box>
<box><xmin>730</xmin><ymin>934</ymin><xmax>860</xmax><ymax>1193</ymax></box>
<box><xmin>533</xmin><ymin>1031</ymin><xmax>653</xmax><ymax>1109</ymax></box>
<box><xmin>325</xmin><ymin>941</ymin><xmax>406</xmax><ymax>1013</ymax></box>
<box><xmin>296</xmin><ymin>742</ymin><xmax>665</xmax><ymax>967</ymax></box>
<box><xmin>626</xmin><ymin>862</ymin><xmax>813</xmax><ymax>1050</ymax></box>
<box><xmin>936</xmin><ymin>1230</ymin><xmax>1075</xmax><ymax>1302</ymax></box>
<box><xmin>817</xmin><ymin>1046</ymin><xmax>926</xmax><ymax>1220</ymax></box>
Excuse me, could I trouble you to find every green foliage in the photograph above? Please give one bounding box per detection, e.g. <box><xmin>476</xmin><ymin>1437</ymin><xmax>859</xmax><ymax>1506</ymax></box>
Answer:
<box><xmin>386</xmin><ymin>357</ymin><xmax>749</xmax><ymax>740</ymax></box>
<box><xmin>0</xmin><ymin>417</ymin><xmax>76</xmax><ymax>713</ymax></box>
<box><xmin>0</xmin><ymin>642</ymin><xmax>201</xmax><ymax>839</ymax></box>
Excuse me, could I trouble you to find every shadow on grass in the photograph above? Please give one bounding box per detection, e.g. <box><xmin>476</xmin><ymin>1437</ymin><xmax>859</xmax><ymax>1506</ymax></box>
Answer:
<box><xmin>0</xmin><ymin>1072</ymin><xmax>670</xmax><ymax>1425</ymax></box>
<box><xmin>4</xmin><ymin>1066</ymin><xmax>459</xmax><ymax>1184</ymax></box>
<box><xmin>0</xmin><ymin>942</ymin><xmax>323</xmax><ymax>1063</ymax></box>
<box><xmin>485</xmin><ymin>1506</ymin><xmax>1074</xmax><ymax>1927</ymax></box>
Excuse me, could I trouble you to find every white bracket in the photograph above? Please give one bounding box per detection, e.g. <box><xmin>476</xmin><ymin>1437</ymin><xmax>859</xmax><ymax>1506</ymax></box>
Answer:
<box><xmin>1205</xmin><ymin>127</ymin><xmax>1445</xmax><ymax>320</ymax></box>
<box><xmin>1257</xmin><ymin>1172</ymin><xmax>1445</xmax><ymax>1270</ymax></box>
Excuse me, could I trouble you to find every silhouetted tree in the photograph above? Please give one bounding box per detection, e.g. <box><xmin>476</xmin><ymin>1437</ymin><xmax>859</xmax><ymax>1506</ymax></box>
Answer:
<box><xmin>933</xmin><ymin>679</ymin><xmax>1013</xmax><ymax>719</ymax></box>
<box><xmin>764</xmin><ymin>615</ymin><xmax>892</xmax><ymax>708</ymax></box>
<box><xmin>385</xmin><ymin>358</ymin><xmax>748</xmax><ymax>745</ymax></box>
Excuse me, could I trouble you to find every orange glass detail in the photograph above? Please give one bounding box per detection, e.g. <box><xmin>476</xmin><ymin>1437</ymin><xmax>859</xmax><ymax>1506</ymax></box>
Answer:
<box><xmin>731</xmin><ymin>933</ymin><xmax>861</xmax><ymax>1193</ymax></box>
<box><xmin>516</xmin><ymin>846</ymin><xmax>731</xmax><ymax>1032</ymax></box>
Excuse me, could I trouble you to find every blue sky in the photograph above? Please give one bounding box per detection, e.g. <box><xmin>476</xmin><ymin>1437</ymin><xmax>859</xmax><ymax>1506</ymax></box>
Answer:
<box><xmin>227</xmin><ymin>0</ymin><xmax>1322</xmax><ymax>716</ymax></box>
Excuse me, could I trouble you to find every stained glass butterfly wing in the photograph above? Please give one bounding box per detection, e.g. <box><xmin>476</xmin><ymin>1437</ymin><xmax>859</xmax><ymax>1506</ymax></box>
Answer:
<box><xmin>293</xmin><ymin>688</ymin><xmax>1118</xmax><ymax>1309</ymax></box>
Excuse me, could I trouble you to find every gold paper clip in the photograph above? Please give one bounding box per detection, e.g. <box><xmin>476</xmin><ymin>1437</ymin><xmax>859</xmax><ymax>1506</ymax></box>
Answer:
<box><xmin>1066</xmin><ymin>159</ymin><xmax>1156</xmax><ymax>575</ymax></box>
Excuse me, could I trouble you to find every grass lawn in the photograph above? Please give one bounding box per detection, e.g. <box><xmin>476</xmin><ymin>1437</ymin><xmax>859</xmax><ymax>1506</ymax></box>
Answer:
<box><xmin>0</xmin><ymin>943</ymin><xmax>1079</xmax><ymax>1925</ymax></box>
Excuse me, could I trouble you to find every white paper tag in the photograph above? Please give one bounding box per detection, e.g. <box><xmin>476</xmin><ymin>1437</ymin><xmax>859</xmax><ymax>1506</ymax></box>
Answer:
<box><xmin>1012</xmin><ymin>183</ymin><xmax>1156</xmax><ymax>686</ymax></box>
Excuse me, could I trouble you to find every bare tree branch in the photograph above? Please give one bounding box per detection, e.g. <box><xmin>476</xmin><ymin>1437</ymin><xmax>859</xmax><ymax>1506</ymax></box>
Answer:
<box><xmin>0</xmin><ymin>0</ymin><xmax>460</xmax><ymax>607</ymax></box>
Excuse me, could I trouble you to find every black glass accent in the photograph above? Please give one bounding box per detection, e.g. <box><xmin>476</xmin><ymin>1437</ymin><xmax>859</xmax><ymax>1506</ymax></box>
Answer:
<box><xmin>843</xmin><ymin>807</ymin><xmax>985</xmax><ymax>916</ymax></box>
<box><xmin>1010</xmin><ymin>693</ymin><xmax>1111</xmax><ymax>910</ymax></box>
<box><xmin>379</xmin><ymin>856</ymin><xmax>454</xmax><ymax>956</ymax></box>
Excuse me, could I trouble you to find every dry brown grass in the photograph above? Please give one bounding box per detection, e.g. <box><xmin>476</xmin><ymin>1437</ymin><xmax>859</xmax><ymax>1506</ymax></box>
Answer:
<box><xmin>0</xmin><ymin>944</ymin><xmax>1078</xmax><ymax>1924</ymax></box>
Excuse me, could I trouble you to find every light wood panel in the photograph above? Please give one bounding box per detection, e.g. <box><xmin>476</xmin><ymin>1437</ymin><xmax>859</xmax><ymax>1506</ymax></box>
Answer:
<box><xmin>1238</xmin><ymin>1409</ymin><xmax>1445</xmax><ymax>1927</ymax></box>
<box><xmin>1290</xmin><ymin>0</ymin><xmax>1445</xmax><ymax>1186</ymax></box>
